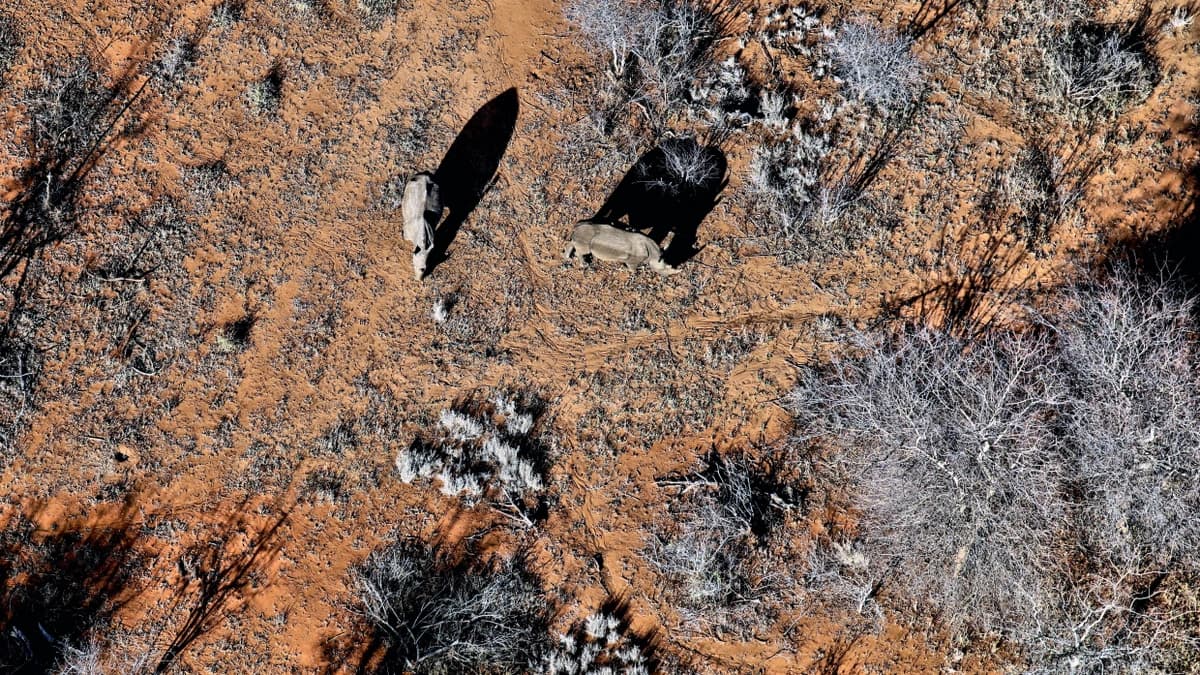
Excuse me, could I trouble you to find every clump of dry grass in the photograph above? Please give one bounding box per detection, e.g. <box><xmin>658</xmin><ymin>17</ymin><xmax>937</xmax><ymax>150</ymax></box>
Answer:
<box><xmin>396</xmin><ymin>391</ymin><xmax>552</xmax><ymax>526</ymax></box>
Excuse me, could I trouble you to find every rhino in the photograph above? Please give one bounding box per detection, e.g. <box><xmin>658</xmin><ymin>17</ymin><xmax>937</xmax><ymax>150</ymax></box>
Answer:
<box><xmin>401</xmin><ymin>172</ymin><xmax>442</xmax><ymax>280</ymax></box>
<box><xmin>564</xmin><ymin>220</ymin><xmax>680</xmax><ymax>275</ymax></box>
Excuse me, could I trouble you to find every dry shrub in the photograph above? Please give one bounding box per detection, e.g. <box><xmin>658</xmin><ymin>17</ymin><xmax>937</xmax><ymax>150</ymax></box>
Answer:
<box><xmin>792</xmin><ymin>267</ymin><xmax>1200</xmax><ymax>670</ymax></box>
<box><xmin>828</xmin><ymin>16</ymin><xmax>923</xmax><ymax>113</ymax></box>
<box><xmin>564</xmin><ymin>0</ymin><xmax>742</xmax><ymax>135</ymax></box>
<box><xmin>645</xmin><ymin>452</ymin><xmax>801</xmax><ymax>633</ymax></box>
<box><xmin>354</xmin><ymin>540</ymin><xmax>553</xmax><ymax>673</ymax></box>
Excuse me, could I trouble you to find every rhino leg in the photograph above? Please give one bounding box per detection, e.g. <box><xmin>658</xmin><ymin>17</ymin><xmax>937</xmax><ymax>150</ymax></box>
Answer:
<box><xmin>650</xmin><ymin>258</ymin><xmax>681</xmax><ymax>275</ymax></box>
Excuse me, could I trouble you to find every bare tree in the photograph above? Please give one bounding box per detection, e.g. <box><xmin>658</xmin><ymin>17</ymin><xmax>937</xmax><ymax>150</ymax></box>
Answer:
<box><xmin>53</xmin><ymin>640</ymin><xmax>102</xmax><ymax>674</ymax></box>
<box><xmin>1023</xmin><ymin>563</ymin><xmax>1196</xmax><ymax>673</ymax></box>
<box><xmin>1037</xmin><ymin>270</ymin><xmax>1200</xmax><ymax>674</ymax></box>
<box><xmin>791</xmin><ymin>268</ymin><xmax>1200</xmax><ymax>669</ymax></box>
<box><xmin>791</xmin><ymin>329</ymin><xmax>1069</xmax><ymax>634</ymax></box>
<box><xmin>1055</xmin><ymin>267</ymin><xmax>1200</xmax><ymax>571</ymax></box>
<box><xmin>802</xmin><ymin>539</ymin><xmax>884</xmax><ymax>626</ymax></box>
<box><xmin>645</xmin><ymin>498</ymin><xmax>758</xmax><ymax>628</ymax></box>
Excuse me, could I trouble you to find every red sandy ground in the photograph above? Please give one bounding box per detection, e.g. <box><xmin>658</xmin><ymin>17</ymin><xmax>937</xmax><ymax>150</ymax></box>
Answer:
<box><xmin>0</xmin><ymin>0</ymin><xmax>1196</xmax><ymax>671</ymax></box>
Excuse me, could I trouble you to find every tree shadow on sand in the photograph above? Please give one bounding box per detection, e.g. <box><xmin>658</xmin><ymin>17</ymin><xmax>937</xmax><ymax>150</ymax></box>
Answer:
<box><xmin>594</xmin><ymin>137</ymin><xmax>727</xmax><ymax>267</ymax></box>
<box><xmin>1102</xmin><ymin>4</ymin><xmax>1198</xmax><ymax>290</ymax></box>
<box><xmin>1</xmin><ymin>59</ymin><xmax>153</xmax><ymax>281</ymax></box>
<box><xmin>150</xmin><ymin>506</ymin><xmax>289</xmax><ymax>673</ymax></box>
<box><xmin>1120</xmin><ymin>124</ymin><xmax>1200</xmax><ymax>292</ymax></box>
<box><xmin>0</xmin><ymin>501</ymin><xmax>143</xmax><ymax>673</ymax></box>
<box><xmin>882</xmin><ymin>223</ymin><xmax>1033</xmax><ymax>341</ymax></box>
<box><xmin>1</xmin><ymin>58</ymin><xmax>154</xmax><ymax>408</ymax></box>
<box><xmin>427</xmin><ymin>88</ymin><xmax>519</xmax><ymax>274</ymax></box>
<box><xmin>0</xmin><ymin>497</ymin><xmax>289</xmax><ymax>673</ymax></box>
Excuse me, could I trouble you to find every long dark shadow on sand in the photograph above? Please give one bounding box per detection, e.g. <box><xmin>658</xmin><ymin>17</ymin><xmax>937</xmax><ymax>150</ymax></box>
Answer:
<box><xmin>428</xmin><ymin>88</ymin><xmax>519</xmax><ymax>273</ymax></box>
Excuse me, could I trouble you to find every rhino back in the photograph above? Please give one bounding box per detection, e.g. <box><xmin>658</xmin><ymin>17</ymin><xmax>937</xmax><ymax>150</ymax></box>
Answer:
<box><xmin>402</xmin><ymin>177</ymin><xmax>428</xmax><ymax>229</ymax></box>
<box><xmin>590</xmin><ymin>227</ymin><xmax>651</xmax><ymax>261</ymax></box>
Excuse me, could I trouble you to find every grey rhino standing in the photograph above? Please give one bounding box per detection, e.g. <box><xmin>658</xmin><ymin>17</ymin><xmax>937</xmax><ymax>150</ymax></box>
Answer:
<box><xmin>563</xmin><ymin>220</ymin><xmax>680</xmax><ymax>276</ymax></box>
<box><xmin>401</xmin><ymin>172</ymin><xmax>442</xmax><ymax>280</ymax></box>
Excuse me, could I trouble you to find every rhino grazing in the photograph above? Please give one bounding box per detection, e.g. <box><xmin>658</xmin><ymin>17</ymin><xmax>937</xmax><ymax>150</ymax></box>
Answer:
<box><xmin>564</xmin><ymin>220</ymin><xmax>680</xmax><ymax>275</ymax></box>
<box><xmin>401</xmin><ymin>172</ymin><xmax>442</xmax><ymax>280</ymax></box>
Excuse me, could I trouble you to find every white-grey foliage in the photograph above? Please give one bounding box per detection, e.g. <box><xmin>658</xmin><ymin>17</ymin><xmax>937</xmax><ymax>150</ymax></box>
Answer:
<box><xmin>493</xmin><ymin>391</ymin><xmax>535</xmax><ymax>437</ymax></box>
<box><xmin>542</xmin><ymin>611</ymin><xmax>651</xmax><ymax>675</ymax></box>
<box><xmin>396</xmin><ymin>394</ymin><xmax>548</xmax><ymax>524</ymax></box>
<box><xmin>438</xmin><ymin>409</ymin><xmax>484</xmax><ymax>442</ymax></box>
<box><xmin>153</xmin><ymin>36</ymin><xmax>196</xmax><ymax>82</ymax></box>
<box><xmin>828</xmin><ymin>17</ymin><xmax>923</xmax><ymax>111</ymax></box>
<box><xmin>740</xmin><ymin>10</ymin><xmax>922</xmax><ymax>257</ymax></box>
<box><xmin>757</xmin><ymin>89</ymin><xmax>791</xmax><ymax>130</ymax></box>
<box><xmin>686</xmin><ymin>56</ymin><xmax>755</xmax><ymax>128</ymax></box>
<box><xmin>791</xmin><ymin>268</ymin><xmax>1200</xmax><ymax>670</ymax></box>
<box><xmin>756</xmin><ymin>3</ymin><xmax>830</xmax><ymax>61</ymax></box>
<box><xmin>748</xmin><ymin>128</ymin><xmax>843</xmax><ymax>239</ymax></box>
<box><xmin>1163</xmin><ymin>7</ymin><xmax>1194</xmax><ymax>34</ymax></box>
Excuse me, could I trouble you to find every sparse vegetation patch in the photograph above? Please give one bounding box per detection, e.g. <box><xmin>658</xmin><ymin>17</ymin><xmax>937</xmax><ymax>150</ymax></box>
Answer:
<box><xmin>396</xmin><ymin>391</ymin><xmax>552</xmax><ymax>525</ymax></box>
<box><xmin>646</xmin><ymin>452</ymin><xmax>802</xmax><ymax>632</ymax></box>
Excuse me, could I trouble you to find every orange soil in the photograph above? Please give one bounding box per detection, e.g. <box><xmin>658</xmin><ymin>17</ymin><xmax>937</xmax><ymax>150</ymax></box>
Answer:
<box><xmin>1</xmin><ymin>0</ymin><xmax>1196</xmax><ymax>671</ymax></box>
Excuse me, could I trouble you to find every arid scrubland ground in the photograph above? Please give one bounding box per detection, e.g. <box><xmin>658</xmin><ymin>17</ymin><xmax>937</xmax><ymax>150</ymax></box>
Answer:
<box><xmin>1</xmin><ymin>0</ymin><xmax>1199</xmax><ymax>671</ymax></box>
